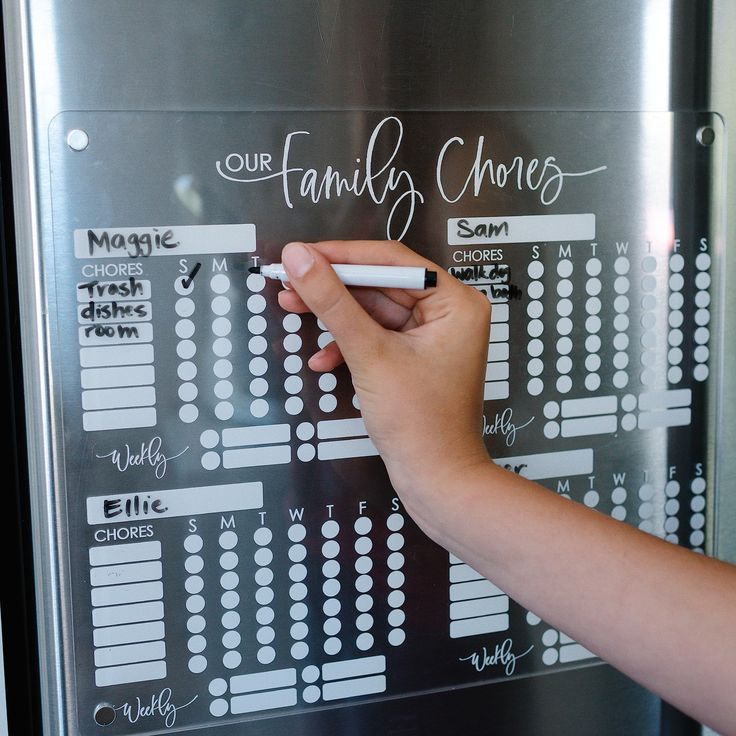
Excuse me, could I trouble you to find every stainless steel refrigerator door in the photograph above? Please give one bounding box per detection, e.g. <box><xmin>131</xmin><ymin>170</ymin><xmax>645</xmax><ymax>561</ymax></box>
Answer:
<box><xmin>3</xmin><ymin>2</ymin><xmax>730</xmax><ymax>736</ymax></box>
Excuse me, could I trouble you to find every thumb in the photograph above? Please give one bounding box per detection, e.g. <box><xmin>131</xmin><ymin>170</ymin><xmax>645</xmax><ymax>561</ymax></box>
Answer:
<box><xmin>281</xmin><ymin>242</ymin><xmax>386</xmax><ymax>363</ymax></box>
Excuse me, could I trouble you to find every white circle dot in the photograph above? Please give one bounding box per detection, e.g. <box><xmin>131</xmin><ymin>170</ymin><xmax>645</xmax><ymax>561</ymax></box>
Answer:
<box><xmin>297</xmin><ymin>444</ymin><xmax>316</xmax><ymax>462</ymax></box>
<box><xmin>621</xmin><ymin>414</ymin><xmax>637</xmax><ymax>431</ymax></box>
<box><xmin>285</xmin><ymin>397</ymin><xmax>304</xmax><ymax>415</ymax></box>
<box><xmin>187</xmin><ymin>615</ymin><xmax>205</xmax><ymax>633</ymax></box>
<box><xmin>527</xmin><ymin>261</ymin><xmax>544</xmax><ymax>279</ymax></box>
<box><xmin>584</xmin><ymin>490</ymin><xmax>600</xmax><ymax>507</ymax></box>
<box><xmin>247</xmin><ymin>273</ymin><xmax>266</xmax><ymax>292</ymax></box>
<box><xmin>179</xmin><ymin>404</ymin><xmax>199</xmax><ymax>423</ymax></box>
<box><xmin>284</xmin><ymin>355</ymin><xmax>303</xmax><ymax>374</ymax></box>
<box><xmin>175</xmin><ymin>297</ymin><xmax>195</xmax><ymax>317</ymax></box>
<box><xmin>214</xmin><ymin>401</ymin><xmax>234</xmax><ymax>421</ymax></box>
<box><xmin>222</xmin><ymin>651</ymin><xmax>241</xmax><ymax>670</ymax></box>
<box><xmin>292</xmin><ymin>643</ymin><xmax>310</xmax><ymax>661</ymax></box>
<box><xmin>585</xmin><ymin>373</ymin><xmax>601</xmax><ymax>391</ymax></box>
<box><xmin>556</xmin><ymin>375</ymin><xmax>572</xmax><ymax>393</ymax></box>
<box><xmin>543</xmin><ymin>401</ymin><xmax>559</xmax><ymax>419</ymax></box>
<box><xmin>258</xmin><ymin>647</ymin><xmax>276</xmax><ymax>665</ymax></box>
<box><xmin>188</xmin><ymin>655</ymin><xmax>207</xmax><ymax>673</ymax></box>
<box><xmin>210</xmin><ymin>274</ymin><xmax>230</xmax><ymax>294</ymax></box>
<box><xmin>324</xmin><ymin>638</ymin><xmax>342</xmax><ymax>656</ymax></box>
<box><xmin>221</xmin><ymin>591</ymin><xmax>239</xmax><ymax>609</ymax></box>
<box><xmin>388</xmin><ymin>629</ymin><xmax>406</xmax><ymax>647</ymax></box>
<box><xmin>611</xmin><ymin>487</ymin><xmax>627</xmax><ymax>504</ymax></box>
<box><xmin>556</xmin><ymin>336</ymin><xmax>572</xmax><ymax>355</ymax></box>
<box><xmin>556</xmin><ymin>317</ymin><xmax>572</xmax><ymax>335</ymax></box>
<box><xmin>250</xmin><ymin>378</ymin><xmax>268</xmax><ymax>397</ymax></box>
<box><xmin>318</xmin><ymin>394</ymin><xmax>338</xmax><ymax>413</ymax></box>
<box><xmin>248</xmin><ymin>316</ymin><xmax>267</xmax><ymax>335</ymax></box>
<box><xmin>247</xmin><ymin>294</ymin><xmax>266</xmax><ymax>313</ymax></box>
<box><xmin>283</xmin><ymin>333</ymin><xmax>302</xmax><ymax>352</ymax></box>
<box><xmin>527</xmin><ymin>339</ymin><xmax>544</xmax><ymax>357</ymax></box>
<box><xmin>528</xmin><ymin>300</ymin><xmax>544</xmax><ymax>319</ymax></box>
<box><xmin>527</xmin><ymin>378</ymin><xmax>544</xmax><ymax>396</ymax></box>
<box><xmin>556</xmin><ymin>259</ymin><xmax>573</xmax><ymax>278</ymax></box>
<box><xmin>177</xmin><ymin>361</ymin><xmax>197</xmax><ymax>381</ymax></box>
<box><xmin>543</xmin><ymin>422</ymin><xmax>560</xmax><ymax>439</ymax></box>
<box><xmin>527</xmin><ymin>358</ymin><xmax>543</xmax><ymax>377</ymax></box>
<box><xmin>211</xmin><ymin>296</ymin><xmax>231</xmax><ymax>316</ymax></box>
<box><xmin>614</xmin><ymin>257</ymin><xmax>630</xmax><ymax>275</ymax></box>
<box><xmin>249</xmin><ymin>357</ymin><xmax>268</xmax><ymax>376</ymax></box>
<box><xmin>186</xmin><ymin>576</ymin><xmax>204</xmax><ymax>595</ymax></box>
<box><xmin>527</xmin><ymin>319</ymin><xmax>544</xmax><ymax>338</ymax></box>
<box><xmin>177</xmin><ymin>340</ymin><xmax>196</xmax><ymax>360</ymax></box>
<box><xmin>528</xmin><ymin>281</ymin><xmax>544</xmax><ymax>299</ymax></box>
<box><xmin>176</xmin><ymin>319</ymin><xmax>195</xmax><ymax>339</ymax></box>
<box><xmin>695</xmin><ymin>253</ymin><xmax>711</xmax><ymax>270</ymax></box>
<box><xmin>213</xmin><ymin>359</ymin><xmax>232</xmax><ymax>379</ymax></box>
<box><xmin>250</xmin><ymin>399</ymin><xmax>269</xmax><ymax>418</ymax></box>
<box><xmin>613</xmin><ymin>371</ymin><xmax>629</xmax><ymax>388</ymax></box>
<box><xmin>387</xmin><ymin>514</ymin><xmax>404</xmax><ymax>532</ymax></box>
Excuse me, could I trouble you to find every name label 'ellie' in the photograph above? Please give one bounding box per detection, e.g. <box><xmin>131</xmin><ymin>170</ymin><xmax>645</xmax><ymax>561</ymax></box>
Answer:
<box><xmin>103</xmin><ymin>494</ymin><xmax>169</xmax><ymax>519</ymax></box>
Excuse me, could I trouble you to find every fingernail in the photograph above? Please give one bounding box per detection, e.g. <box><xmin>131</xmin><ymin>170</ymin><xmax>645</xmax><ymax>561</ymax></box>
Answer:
<box><xmin>282</xmin><ymin>242</ymin><xmax>314</xmax><ymax>280</ymax></box>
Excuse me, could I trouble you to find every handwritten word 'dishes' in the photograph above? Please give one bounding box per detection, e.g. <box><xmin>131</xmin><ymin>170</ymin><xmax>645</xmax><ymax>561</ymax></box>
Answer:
<box><xmin>217</xmin><ymin>116</ymin><xmax>423</xmax><ymax>241</ymax></box>
<box><xmin>459</xmin><ymin>639</ymin><xmax>534</xmax><ymax>677</ymax></box>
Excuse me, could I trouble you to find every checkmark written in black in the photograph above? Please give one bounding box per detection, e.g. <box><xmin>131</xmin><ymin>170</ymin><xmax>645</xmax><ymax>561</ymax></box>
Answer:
<box><xmin>181</xmin><ymin>262</ymin><xmax>202</xmax><ymax>290</ymax></box>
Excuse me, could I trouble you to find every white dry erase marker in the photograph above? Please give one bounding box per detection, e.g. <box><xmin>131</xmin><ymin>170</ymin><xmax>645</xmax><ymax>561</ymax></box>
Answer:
<box><xmin>249</xmin><ymin>263</ymin><xmax>438</xmax><ymax>289</ymax></box>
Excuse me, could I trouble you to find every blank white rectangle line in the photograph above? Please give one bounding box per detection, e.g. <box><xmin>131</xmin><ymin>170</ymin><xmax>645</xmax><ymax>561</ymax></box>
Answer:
<box><xmin>561</xmin><ymin>416</ymin><xmax>617</xmax><ymax>438</ymax></box>
<box><xmin>450</xmin><ymin>614</ymin><xmax>510</xmax><ymax>638</ymax></box>
<box><xmin>89</xmin><ymin>541</ymin><xmax>161</xmax><ymax>567</ymax></box>
<box><xmin>638</xmin><ymin>409</ymin><xmax>692</xmax><ymax>430</ymax></box>
<box><xmin>94</xmin><ymin>641</ymin><xmax>166</xmax><ymax>668</ymax></box>
<box><xmin>87</xmin><ymin>482</ymin><xmax>264</xmax><ymax>525</ymax></box>
<box><xmin>92</xmin><ymin>601</ymin><xmax>164</xmax><ymax>628</ymax></box>
<box><xmin>82</xmin><ymin>387</ymin><xmax>156</xmax><ymax>411</ymax></box>
<box><xmin>230</xmin><ymin>668</ymin><xmax>297</xmax><ymax>694</ymax></box>
<box><xmin>447</xmin><ymin>214</ymin><xmax>595</xmax><ymax>245</ymax></box>
<box><xmin>80</xmin><ymin>344</ymin><xmax>154</xmax><ymax>368</ymax></box>
<box><xmin>488</xmin><ymin>343</ymin><xmax>510</xmax><ymax>362</ymax></box>
<box><xmin>222</xmin><ymin>446</ymin><xmax>291</xmax><ymax>468</ymax></box>
<box><xmin>317</xmin><ymin>418</ymin><xmax>368</xmax><ymax>440</ymax></box>
<box><xmin>83</xmin><ymin>407</ymin><xmax>157</xmax><ymax>432</ymax></box>
<box><xmin>90</xmin><ymin>561</ymin><xmax>162</xmax><ymax>587</ymax></box>
<box><xmin>91</xmin><ymin>581</ymin><xmax>163</xmax><ymax>607</ymax></box>
<box><xmin>450</xmin><ymin>597</ymin><xmax>509</xmax><ymax>621</ymax></box>
<box><xmin>494</xmin><ymin>449</ymin><xmax>594</xmax><ymax>480</ymax></box>
<box><xmin>322</xmin><ymin>656</ymin><xmax>386</xmax><ymax>682</ymax></box>
<box><xmin>484</xmin><ymin>382</ymin><xmax>510</xmax><ymax>401</ymax></box>
<box><xmin>489</xmin><ymin>323</ymin><xmax>509</xmax><ymax>343</ymax></box>
<box><xmin>222</xmin><ymin>424</ymin><xmax>291</xmax><ymax>447</ymax></box>
<box><xmin>639</xmin><ymin>389</ymin><xmax>692</xmax><ymax>411</ymax></box>
<box><xmin>559</xmin><ymin>643</ymin><xmax>595</xmax><ymax>663</ymax></box>
<box><xmin>230</xmin><ymin>688</ymin><xmax>297</xmax><ymax>714</ymax></box>
<box><xmin>95</xmin><ymin>661</ymin><xmax>166</xmax><ymax>687</ymax></box>
<box><xmin>93</xmin><ymin>621</ymin><xmax>165</xmax><ymax>647</ymax></box>
<box><xmin>560</xmin><ymin>395</ymin><xmax>617</xmax><ymax>418</ymax></box>
<box><xmin>491</xmin><ymin>303</ymin><xmax>509</xmax><ymax>323</ymax></box>
<box><xmin>449</xmin><ymin>564</ymin><xmax>484</xmax><ymax>584</ymax></box>
<box><xmin>450</xmin><ymin>580</ymin><xmax>505</xmax><ymax>601</ymax></box>
<box><xmin>485</xmin><ymin>363</ymin><xmax>509</xmax><ymax>382</ymax></box>
<box><xmin>318</xmin><ymin>438</ymin><xmax>378</xmax><ymax>461</ymax></box>
<box><xmin>322</xmin><ymin>675</ymin><xmax>386</xmax><ymax>702</ymax></box>
<box><xmin>81</xmin><ymin>365</ymin><xmax>155</xmax><ymax>389</ymax></box>
<box><xmin>76</xmin><ymin>223</ymin><xmax>256</xmax><ymax>258</ymax></box>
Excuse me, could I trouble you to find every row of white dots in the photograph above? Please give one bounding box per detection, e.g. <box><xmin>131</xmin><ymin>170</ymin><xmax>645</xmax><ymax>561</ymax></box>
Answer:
<box><xmin>693</xmin><ymin>253</ymin><xmax>711</xmax><ymax>382</ymax></box>
<box><xmin>526</xmin><ymin>260</ymin><xmax>545</xmax><ymax>396</ymax></box>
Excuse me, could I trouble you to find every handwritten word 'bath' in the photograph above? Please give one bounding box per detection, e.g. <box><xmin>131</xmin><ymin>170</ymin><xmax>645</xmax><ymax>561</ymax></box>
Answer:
<box><xmin>216</xmin><ymin>116</ymin><xmax>607</xmax><ymax>240</ymax></box>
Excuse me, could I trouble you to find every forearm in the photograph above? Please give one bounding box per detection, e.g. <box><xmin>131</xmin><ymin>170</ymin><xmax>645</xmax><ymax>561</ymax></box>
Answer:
<box><xmin>405</xmin><ymin>461</ymin><xmax>736</xmax><ymax>734</ymax></box>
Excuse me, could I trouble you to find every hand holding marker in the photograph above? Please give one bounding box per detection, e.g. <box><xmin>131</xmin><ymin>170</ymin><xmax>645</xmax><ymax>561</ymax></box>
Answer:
<box><xmin>272</xmin><ymin>239</ymin><xmax>736</xmax><ymax>735</ymax></box>
<box><xmin>250</xmin><ymin>262</ymin><xmax>438</xmax><ymax>290</ymax></box>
